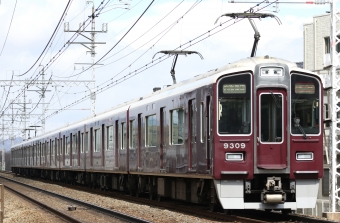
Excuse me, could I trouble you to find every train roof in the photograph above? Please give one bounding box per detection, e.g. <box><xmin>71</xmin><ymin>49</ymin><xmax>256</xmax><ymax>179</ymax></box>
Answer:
<box><xmin>12</xmin><ymin>55</ymin><xmax>313</xmax><ymax>149</ymax></box>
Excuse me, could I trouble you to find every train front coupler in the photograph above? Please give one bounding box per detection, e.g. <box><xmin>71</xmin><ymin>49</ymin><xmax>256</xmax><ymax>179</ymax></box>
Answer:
<box><xmin>261</xmin><ymin>176</ymin><xmax>286</xmax><ymax>204</ymax></box>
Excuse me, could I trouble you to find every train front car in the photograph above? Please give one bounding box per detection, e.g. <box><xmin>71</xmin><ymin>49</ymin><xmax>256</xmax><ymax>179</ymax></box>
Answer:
<box><xmin>213</xmin><ymin>56</ymin><xmax>323</xmax><ymax>212</ymax></box>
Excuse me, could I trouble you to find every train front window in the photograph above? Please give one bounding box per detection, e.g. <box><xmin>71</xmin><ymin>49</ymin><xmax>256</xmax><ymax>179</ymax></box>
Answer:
<box><xmin>260</xmin><ymin>93</ymin><xmax>283</xmax><ymax>142</ymax></box>
<box><xmin>218</xmin><ymin>74</ymin><xmax>251</xmax><ymax>134</ymax></box>
<box><xmin>291</xmin><ymin>74</ymin><xmax>320</xmax><ymax>135</ymax></box>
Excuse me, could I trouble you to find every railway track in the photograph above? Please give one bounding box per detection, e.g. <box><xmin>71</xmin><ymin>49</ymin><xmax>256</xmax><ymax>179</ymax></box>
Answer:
<box><xmin>1</xmin><ymin>172</ymin><xmax>337</xmax><ymax>223</ymax></box>
<box><xmin>0</xmin><ymin>175</ymin><xmax>150</xmax><ymax>223</ymax></box>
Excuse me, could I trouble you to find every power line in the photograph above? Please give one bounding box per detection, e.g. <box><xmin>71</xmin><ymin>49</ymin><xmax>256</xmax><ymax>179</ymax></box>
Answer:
<box><xmin>34</xmin><ymin>0</ymin><xmax>278</xmax><ymax>125</ymax></box>
<box><xmin>0</xmin><ymin>0</ymin><xmax>17</xmax><ymax>57</ymax></box>
<box><xmin>17</xmin><ymin>0</ymin><xmax>73</xmax><ymax>77</ymax></box>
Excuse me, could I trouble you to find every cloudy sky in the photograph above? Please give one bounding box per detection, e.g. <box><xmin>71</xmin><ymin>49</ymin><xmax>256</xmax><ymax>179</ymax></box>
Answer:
<box><xmin>0</xmin><ymin>0</ymin><xmax>332</xmax><ymax>138</ymax></box>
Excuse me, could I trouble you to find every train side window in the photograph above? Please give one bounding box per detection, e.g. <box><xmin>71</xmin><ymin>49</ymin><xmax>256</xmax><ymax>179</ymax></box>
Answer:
<box><xmin>81</xmin><ymin>133</ymin><xmax>84</xmax><ymax>153</ymax></box>
<box><xmin>94</xmin><ymin>128</ymin><xmax>101</xmax><ymax>152</ymax></box>
<box><xmin>200</xmin><ymin>102</ymin><xmax>205</xmax><ymax>143</ymax></box>
<box><xmin>85</xmin><ymin>132</ymin><xmax>89</xmax><ymax>153</ymax></box>
<box><xmin>66</xmin><ymin>136</ymin><xmax>70</xmax><ymax>155</ymax></box>
<box><xmin>171</xmin><ymin>108</ymin><xmax>184</xmax><ymax>145</ymax></box>
<box><xmin>47</xmin><ymin>141</ymin><xmax>50</xmax><ymax>158</ymax></box>
<box><xmin>106</xmin><ymin>126</ymin><xmax>114</xmax><ymax>150</ymax></box>
<box><xmin>52</xmin><ymin>140</ymin><xmax>54</xmax><ymax>155</ymax></box>
<box><xmin>130</xmin><ymin>120</ymin><xmax>137</xmax><ymax>149</ymax></box>
<box><xmin>146</xmin><ymin>115</ymin><xmax>157</xmax><ymax>147</ymax></box>
<box><xmin>73</xmin><ymin>134</ymin><xmax>77</xmax><ymax>154</ymax></box>
<box><xmin>62</xmin><ymin>136</ymin><xmax>65</xmax><ymax>155</ymax></box>
<box><xmin>121</xmin><ymin>122</ymin><xmax>127</xmax><ymax>149</ymax></box>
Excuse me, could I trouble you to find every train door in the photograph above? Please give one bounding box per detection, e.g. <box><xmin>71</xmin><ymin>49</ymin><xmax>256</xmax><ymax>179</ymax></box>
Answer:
<box><xmin>85</xmin><ymin>131</ymin><xmax>89</xmax><ymax>170</ymax></box>
<box><xmin>206</xmin><ymin>96</ymin><xmax>211</xmax><ymax>170</ymax></box>
<box><xmin>256</xmin><ymin>89</ymin><xmax>287</xmax><ymax>169</ymax></box>
<box><xmin>137</xmin><ymin>114</ymin><xmax>142</xmax><ymax>170</ymax></box>
<box><xmin>115</xmin><ymin>121</ymin><xmax>119</xmax><ymax>168</ymax></box>
<box><xmin>160</xmin><ymin>108</ymin><xmax>165</xmax><ymax>170</ymax></box>
<box><xmin>188</xmin><ymin>99</ymin><xmax>197</xmax><ymax>171</ymax></box>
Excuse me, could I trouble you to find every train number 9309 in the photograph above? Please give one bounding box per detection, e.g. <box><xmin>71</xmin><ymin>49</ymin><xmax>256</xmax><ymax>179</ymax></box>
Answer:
<box><xmin>223</xmin><ymin>143</ymin><xmax>246</xmax><ymax>149</ymax></box>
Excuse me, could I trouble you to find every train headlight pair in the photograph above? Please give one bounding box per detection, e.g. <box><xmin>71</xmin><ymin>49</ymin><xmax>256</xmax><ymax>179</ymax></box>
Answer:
<box><xmin>296</xmin><ymin>152</ymin><xmax>313</xmax><ymax>161</ymax></box>
<box><xmin>225</xmin><ymin>153</ymin><xmax>243</xmax><ymax>161</ymax></box>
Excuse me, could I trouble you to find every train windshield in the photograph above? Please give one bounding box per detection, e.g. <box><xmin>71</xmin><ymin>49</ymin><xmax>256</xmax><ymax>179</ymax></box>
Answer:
<box><xmin>291</xmin><ymin>73</ymin><xmax>320</xmax><ymax>135</ymax></box>
<box><xmin>218</xmin><ymin>73</ymin><xmax>251</xmax><ymax>134</ymax></box>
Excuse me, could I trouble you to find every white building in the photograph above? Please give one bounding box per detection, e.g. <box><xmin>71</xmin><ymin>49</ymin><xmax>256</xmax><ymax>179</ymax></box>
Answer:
<box><xmin>304</xmin><ymin>13</ymin><xmax>340</xmax><ymax>215</ymax></box>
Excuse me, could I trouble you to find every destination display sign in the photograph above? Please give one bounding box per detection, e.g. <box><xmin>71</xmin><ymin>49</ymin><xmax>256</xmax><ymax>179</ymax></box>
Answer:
<box><xmin>295</xmin><ymin>83</ymin><xmax>315</xmax><ymax>94</ymax></box>
<box><xmin>223</xmin><ymin>84</ymin><xmax>246</xmax><ymax>94</ymax></box>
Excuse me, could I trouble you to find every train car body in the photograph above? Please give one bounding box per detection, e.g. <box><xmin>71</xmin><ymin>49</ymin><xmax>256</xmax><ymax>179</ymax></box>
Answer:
<box><xmin>11</xmin><ymin>56</ymin><xmax>323</xmax><ymax>212</ymax></box>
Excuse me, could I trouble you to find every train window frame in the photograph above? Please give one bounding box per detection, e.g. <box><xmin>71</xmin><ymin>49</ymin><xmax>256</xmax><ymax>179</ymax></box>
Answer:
<box><xmin>170</xmin><ymin>108</ymin><xmax>185</xmax><ymax>145</ymax></box>
<box><xmin>290</xmin><ymin>73</ymin><xmax>321</xmax><ymax>136</ymax></box>
<box><xmin>94</xmin><ymin>127</ymin><xmax>101</xmax><ymax>152</ymax></box>
<box><xmin>217</xmin><ymin>73</ymin><xmax>252</xmax><ymax>136</ymax></box>
<box><xmin>106</xmin><ymin>125</ymin><xmax>114</xmax><ymax>151</ymax></box>
<box><xmin>146</xmin><ymin>114</ymin><xmax>157</xmax><ymax>147</ymax></box>
<box><xmin>130</xmin><ymin>120</ymin><xmax>137</xmax><ymax>149</ymax></box>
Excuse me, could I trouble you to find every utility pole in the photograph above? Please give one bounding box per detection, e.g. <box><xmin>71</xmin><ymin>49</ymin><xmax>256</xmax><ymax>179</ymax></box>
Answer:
<box><xmin>329</xmin><ymin>0</ymin><xmax>340</xmax><ymax>213</ymax></box>
<box><xmin>65</xmin><ymin>1</ymin><xmax>107</xmax><ymax>116</ymax></box>
<box><xmin>41</xmin><ymin>67</ymin><xmax>46</xmax><ymax>133</ymax></box>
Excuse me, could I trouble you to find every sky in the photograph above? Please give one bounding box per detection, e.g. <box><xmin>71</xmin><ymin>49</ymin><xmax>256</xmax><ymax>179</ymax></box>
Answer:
<box><xmin>0</xmin><ymin>0</ymin><xmax>333</xmax><ymax>140</ymax></box>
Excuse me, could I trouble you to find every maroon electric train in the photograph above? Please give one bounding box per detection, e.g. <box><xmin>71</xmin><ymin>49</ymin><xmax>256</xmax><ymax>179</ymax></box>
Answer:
<box><xmin>11</xmin><ymin>55</ymin><xmax>323</xmax><ymax>212</ymax></box>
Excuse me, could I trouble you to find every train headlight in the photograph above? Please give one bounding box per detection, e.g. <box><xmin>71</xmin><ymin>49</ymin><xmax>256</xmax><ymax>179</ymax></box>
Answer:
<box><xmin>296</xmin><ymin>152</ymin><xmax>313</xmax><ymax>161</ymax></box>
<box><xmin>260</xmin><ymin>67</ymin><xmax>283</xmax><ymax>77</ymax></box>
<box><xmin>226</xmin><ymin>153</ymin><xmax>243</xmax><ymax>161</ymax></box>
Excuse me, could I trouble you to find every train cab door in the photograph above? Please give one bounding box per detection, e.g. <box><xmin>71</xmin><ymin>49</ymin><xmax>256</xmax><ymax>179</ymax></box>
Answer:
<box><xmin>256</xmin><ymin>88</ymin><xmax>287</xmax><ymax>169</ymax></box>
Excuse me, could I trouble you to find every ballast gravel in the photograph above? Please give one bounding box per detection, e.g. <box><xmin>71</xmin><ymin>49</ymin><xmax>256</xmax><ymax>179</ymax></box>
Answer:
<box><xmin>1</xmin><ymin>174</ymin><xmax>222</xmax><ymax>223</ymax></box>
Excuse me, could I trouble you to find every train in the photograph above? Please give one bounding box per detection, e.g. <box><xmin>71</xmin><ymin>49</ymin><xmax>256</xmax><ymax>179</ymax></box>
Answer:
<box><xmin>11</xmin><ymin>55</ymin><xmax>323</xmax><ymax>213</ymax></box>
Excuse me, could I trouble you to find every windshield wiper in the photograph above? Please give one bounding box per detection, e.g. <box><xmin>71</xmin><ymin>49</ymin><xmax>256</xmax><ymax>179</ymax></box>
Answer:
<box><xmin>294</xmin><ymin>117</ymin><xmax>307</xmax><ymax>139</ymax></box>
<box><xmin>270</xmin><ymin>91</ymin><xmax>281</xmax><ymax>108</ymax></box>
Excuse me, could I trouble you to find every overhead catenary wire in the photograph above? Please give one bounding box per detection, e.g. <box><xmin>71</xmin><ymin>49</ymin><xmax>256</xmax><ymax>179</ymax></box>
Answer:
<box><xmin>0</xmin><ymin>0</ymin><xmax>17</xmax><ymax>57</ymax></box>
<box><xmin>1</xmin><ymin>0</ymin><xmax>112</xmax><ymax>120</ymax></box>
<box><xmin>17</xmin><ymin>0</ymin><xmax>73</xmax><ymax>77</ymax></box>
<box><xmin>33</xmin><ymin>0</ymin><xmax>279</xmax><ymax>125</ymax></box>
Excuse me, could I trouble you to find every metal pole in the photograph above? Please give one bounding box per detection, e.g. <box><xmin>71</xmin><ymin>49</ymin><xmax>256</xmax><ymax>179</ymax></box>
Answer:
<box><xmin>91</xmin><ymin>4</ymin><xmax>96</xmax><ymax>116</ymax></box>
<box><xmin>330</xmin><ymin>0</ymin><xmax>340</xmax><ymax>213</ymax></box>
<box><xmin>42</xmin><ymin>67</ymin><xmax>45</xmax><ymax>134</ymax></box>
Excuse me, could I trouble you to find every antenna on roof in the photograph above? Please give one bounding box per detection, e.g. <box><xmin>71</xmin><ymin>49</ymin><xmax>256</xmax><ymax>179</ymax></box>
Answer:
<box><xmin>152</xmin><ymin>50</ymin><xmax>204</xmax><ymax>84</ymax></box>
<box><xmin>215</xmin><ymin>12</ymin><xmax>281</xmax><ymax>57</ymax></box>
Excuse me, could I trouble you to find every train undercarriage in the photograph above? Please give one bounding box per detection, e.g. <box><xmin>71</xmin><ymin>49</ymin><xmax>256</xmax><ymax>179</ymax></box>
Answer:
<box><xmin>11</xmin><ymin>167</ymin><xmax>318</xmax><ymax>214</ymax></box>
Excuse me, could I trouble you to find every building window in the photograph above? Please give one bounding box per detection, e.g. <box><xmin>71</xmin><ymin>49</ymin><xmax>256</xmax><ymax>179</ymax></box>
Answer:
<box><xmin>325</xmin><ymin>37</ymin><xmax>330</xmax><ymax>54</ymax></box>
<box><xmin>94</xmin><ymin>128</ymin><xmax>101</xmax><ymax>152</ymax></box>
<box><xmin>121</xmin><ymin>122</ymin><xmax>127</xmax><ymax>149</ymax></box>
<box><xmin>106</xmin><ymin>126</ymin><xmax>114</xmax><ymax>150</ymax></box>
<box><xmin>325</xmin><ymin>36</ymin><xmax>340</xmax><ymax>54</ymax></box>
<box><xmin>171</xmin><ymin>108</ymin><xmax>184</xmax><ymax>145</ymax></box>
<box><xmin>146</xmin><ymin>115</ymin><xmax>157</xmax><ymax>147</ymax></box>
<box><xmin>130</xmin><ymin>120</ymin><xmax>137</xmax><ymax>149</ymax></box>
